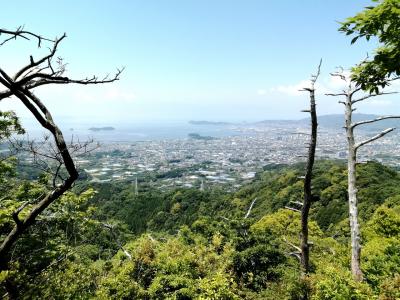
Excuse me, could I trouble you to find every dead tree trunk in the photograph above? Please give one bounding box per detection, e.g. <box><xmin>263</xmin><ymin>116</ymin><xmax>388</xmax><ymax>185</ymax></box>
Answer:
<box><xmin>300</xmin><ymin>60</ymin><xmax>321</xmax><ymax>275</ymax></box>
<box><xmin>327</xmin><ymin>70</ymin><xmax>399</xmax><ymax>281</ymax></box>
<box><xmin>244</xmin><ymin>198</ymin><xmax>257</xmax><ymax>219</ymax></box>
<box><xmin>344</xmin><ymin>93</ymin><xmax>363</xmax><ymax>281</ymax></box>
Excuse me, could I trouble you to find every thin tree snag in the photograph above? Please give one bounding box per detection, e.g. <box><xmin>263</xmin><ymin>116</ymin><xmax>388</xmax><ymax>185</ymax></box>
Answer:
<box><xmin>102</xmin><ymin>223</ymin><xmax>132</xmax><ymax>260</ymax></box>
<box><xmin>244</xmin><ymin>198</ymin><xmax>257</xmax><ymax>219</ymax></box>
<box><xmin>0</xmin><ymin>28</ymin><xmax>122</xmax><ymax>273</ymax></box>
<box><xmin>283</xmin><ymin>236</ymin><xmax>302</xmax><ymax>262</ymax></box>
<box><xmin>326</xmin><ymin>69</ymin><xmax>400</xmax><ymax>282</ymax></box>
<box><xmin>299</xmin><ymin>59</ymin><xmax>321</xmax><ymax>277</ymax></box>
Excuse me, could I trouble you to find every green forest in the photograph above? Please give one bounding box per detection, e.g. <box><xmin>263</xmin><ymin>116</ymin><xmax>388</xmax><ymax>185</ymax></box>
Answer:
<box><xmin>1</xmin><ymin>0</ymin><xmax>400</xmax><ymax>299</ymax></box>
<box><xmin>1</xmin><ymin>159</ymin><xmax>400</xmax><ymax>299</ymax></box>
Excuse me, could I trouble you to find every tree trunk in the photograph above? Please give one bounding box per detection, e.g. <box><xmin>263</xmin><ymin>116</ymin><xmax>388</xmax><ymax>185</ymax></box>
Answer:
<box><xmin>326</xmin><ymin>71</ymin><xmax>396</xmax><ymax>281</ymax></box>
<box><xmin>301</xmin><ymin>88</ymin><xmax>317</xmax><ymax>274</ymax></box>
<box><xmin>345</xmin><ymin>95</ymin><xmax>363</xmax><ymax>281</ymax></box>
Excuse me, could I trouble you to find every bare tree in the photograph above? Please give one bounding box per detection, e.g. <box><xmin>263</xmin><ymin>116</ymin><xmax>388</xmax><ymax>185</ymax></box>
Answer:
<box><xmin>299</xmin><ymin>60</ymin><xmax>321</xmax><ymax>276</ymax></box>
<box><xmin>283</xmin><ymin>63</ymin><xmax>321</xmax><ymax>298</ymax></box>
<box><xmin>326</xmin><ymin>70</ymin><xmax>399</xmax><ymax>281</ymax></box>
<box><xmin>0</xmin><ymin>27</ymin><xmax>122</xmax><ymax>272</ymax></box>
<box><xmin>8</xmin><ymin>135</ymin><xmax>98</xmax><ymax>188</ymax></box>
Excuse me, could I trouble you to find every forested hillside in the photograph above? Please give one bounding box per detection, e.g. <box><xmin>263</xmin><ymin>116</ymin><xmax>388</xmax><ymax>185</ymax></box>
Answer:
<box><xmin>2</xmin><ymin>0</ymin><xmax>400</xmax><ymax>298</ymax></box>
<box><xmin>1</xmin><ymin>160</ymin><xmax>399</xmax><ymax>299</ymax></box>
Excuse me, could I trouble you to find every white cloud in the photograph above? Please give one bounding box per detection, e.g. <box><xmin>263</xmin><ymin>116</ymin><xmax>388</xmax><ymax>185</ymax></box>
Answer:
<box><xmin>269</xmin><ymin>80</ymin><xmax>333</xmax><ymax>97</ymax></box>
<box><xmin>267</xmin><ymin>71</ymin><xmax>353</xmax><ymax>98</ymax></box>
<box><xmin>269</xmin><ymin>80</ymin><xmax>312</xmax><ymax>97</ymax></box>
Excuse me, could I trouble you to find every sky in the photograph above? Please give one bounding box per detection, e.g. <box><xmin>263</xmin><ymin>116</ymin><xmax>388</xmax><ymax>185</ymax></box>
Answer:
<box><xmin>1</xmin><ymin>0</ymin><xmax>398</xmax><ymax>126</ymax></box>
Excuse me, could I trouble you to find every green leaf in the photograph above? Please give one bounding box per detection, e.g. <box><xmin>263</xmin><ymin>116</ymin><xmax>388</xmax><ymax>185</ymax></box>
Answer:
<box><xmin>351</xmin><ymin>36</ymin><xmax>359</xmax><ymax>44</ymax></box>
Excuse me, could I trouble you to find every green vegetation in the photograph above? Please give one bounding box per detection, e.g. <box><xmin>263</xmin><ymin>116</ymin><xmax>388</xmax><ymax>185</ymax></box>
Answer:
<box><xmin>1</xmin><ymin>159</ymin><xmax>400</xmax><ymax>299</ymax></box>
<box><xmin>340</xmin><ymin>0</ymin><xmax>400</xmax><ymax>92</ymax></box>
<box><xmin>1</xmin><ymin>1</ymin><xmax>400</xmax><ymax>298</ymax></box>
<box><xmin>188</xmin><ymin>133</ymin><xmax>216</xmax><ymax>140</ymax></box>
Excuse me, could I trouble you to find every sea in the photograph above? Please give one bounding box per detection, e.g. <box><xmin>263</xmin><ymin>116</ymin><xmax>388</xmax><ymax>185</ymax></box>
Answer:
<box><xmin>19</xmin><ymin>120</ymin><xmax>249</xmax><ymax>143</ymax></box>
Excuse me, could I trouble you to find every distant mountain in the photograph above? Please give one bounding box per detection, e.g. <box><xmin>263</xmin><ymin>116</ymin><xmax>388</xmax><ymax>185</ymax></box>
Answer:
<box><xmin>257</xmin><ymin>114</ymin><xmax>400</xmax><ymax>131</ymax></box>
<box><xmin>190</xmin><ymin>114</ymin><xmax>400</xmax><ymax>131</ymax></box>
<box><xmin>311</xmin><ymin>114</ymin><xmax>400</xmax><ymax>131</ymax></box>
<box><xmin>306</xmin><ymin>114</ymin><xmax>372</xmax><ymax>128</ymax></box>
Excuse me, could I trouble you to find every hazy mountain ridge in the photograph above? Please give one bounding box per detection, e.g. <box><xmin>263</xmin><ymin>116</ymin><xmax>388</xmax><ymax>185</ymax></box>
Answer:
<box><xmin>191</xmin><ymin>114</ymin><xmax>400</xmax><ymax>131</ymax></box>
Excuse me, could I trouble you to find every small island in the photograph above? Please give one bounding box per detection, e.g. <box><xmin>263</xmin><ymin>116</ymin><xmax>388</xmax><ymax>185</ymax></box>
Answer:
<box><xmin>189</xmin><ymin>120</ymin><xmax>231</xmax><ymax>126</ymax></box>
<box><xmin>188</xmin><ymin>133</ymin><xmax>216</xmax><ymax>140</ymax></box>
<box><xmin>88</xmin><ymin>126</ymin><xmax>115</xmax><ymax>132</ymax></box>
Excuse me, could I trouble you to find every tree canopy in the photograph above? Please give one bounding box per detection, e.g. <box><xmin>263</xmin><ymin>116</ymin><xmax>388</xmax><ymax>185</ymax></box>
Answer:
<box><xmin>1</xmin><ymin>160</ymin><xmax>399</xmax><ymax>299</ymax></box>
<box><xmin>340</xmin><ymin>0</ymin><xmax>400</xmax><ymax>92</ymax></box>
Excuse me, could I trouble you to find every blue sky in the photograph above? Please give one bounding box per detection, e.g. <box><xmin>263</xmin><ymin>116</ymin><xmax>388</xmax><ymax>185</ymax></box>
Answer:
<box><xmin>1</xmin><ymin>0</ymin><xmax>397</xmax><ymax>125</ymax></box>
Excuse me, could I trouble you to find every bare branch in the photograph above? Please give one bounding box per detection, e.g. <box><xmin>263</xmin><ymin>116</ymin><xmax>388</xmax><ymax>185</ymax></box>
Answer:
<box><xmin>329</xmin><ymin>72</ymin><xmax>347</xmax><ymax>82</ymax></box>
<box><xmin>355</xmin><ymin>128</ymin><xmax>395</xmax><ymax>150</ymax></box>
<box><xmin>0</xmin><ymin>27</ymin><xmax>54</xmax><ymax>47</ymax></box>
<box><xmin>284</xmin><ymin>206</ymin><xmax>301</xmax><ymax>213</ymax></box>
<box><xmin>0</xmin><ymin>69</ymin><xmax>53</xmax><ymax>129</ymax></box>
<box><xmin>325</xmin><ymin>92</ymin><xmax>347</xmax><ymax>97</ymax></box>
<box><xmin>349</xmin><ymin>86</ymin><xmax>363</xmax><ymax>97</ymax></box>
<box><xmin>283</xmin><ymin>236</ymin><xmax>302</xmax><ymax>255</ymax></box>
<box><xmin>310</xmin><ymin>58</ymin><xmax>322</xmax><ymax>86</ymax></box>
<box><xmin>299</xmin><ymin>59</ymin><xmax>322</xmax><ymax>93</ymax></box>
<box><xmin>1</xmin><ymin>67</ymin><xmax>122</xmax><ymax>102</ymax></box>
<box><xmin>383</xmin><ymin>76</ymin><xmax>400</xmax><ymax>83</ymax></box>
<box><xmin>13</xmin><ymin>34</ymin><xmax>66</xmax><ymax>81</ymax></box>
<box><xmin>352</xmin><ymin>116</ymin><xmax>400</xmax><ymax>129</ymax></box>
<box><xmin>0</xmin><ymin>27</ymin><xmax>122</xmax><ymax>272</ymax></box>
<box><xmin>0</xmin><ymin>90</ymin><xmax>13</xmax><ymax>101</ymax></box>
<box><xmin>290</xmin><ymin>200</ymin><xmax>303</xmax><ymax>206</ymax></box>
<box><xmin>352</xmin><ymin>92</ymin><xmax>398</xmax><ymax>104</ymax></box>
<box><xmin>289</xmin><ymin>252</ymin><xmax>301</xmax><ymax>261</ymax></box>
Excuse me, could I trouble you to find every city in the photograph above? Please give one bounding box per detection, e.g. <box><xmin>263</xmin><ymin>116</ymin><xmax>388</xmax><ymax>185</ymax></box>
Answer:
<box><xmin>70</xmin><ymin>123</ymin><xmax>400</xmax><ymax>190</ymax></box>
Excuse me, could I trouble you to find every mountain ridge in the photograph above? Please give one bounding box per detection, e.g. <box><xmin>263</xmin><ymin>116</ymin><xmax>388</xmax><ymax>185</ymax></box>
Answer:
<box><xmin>191</xmin><ymin>114</ymin><xmax>400</xmax><ymax>131</ymax></box>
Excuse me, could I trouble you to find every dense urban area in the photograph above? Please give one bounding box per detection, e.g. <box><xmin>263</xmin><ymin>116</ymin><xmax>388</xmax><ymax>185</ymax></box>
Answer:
<box><xmin>25</xmin><ymin>122</ymin><xmax>399</xmax><ymax>190</ymax></box>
